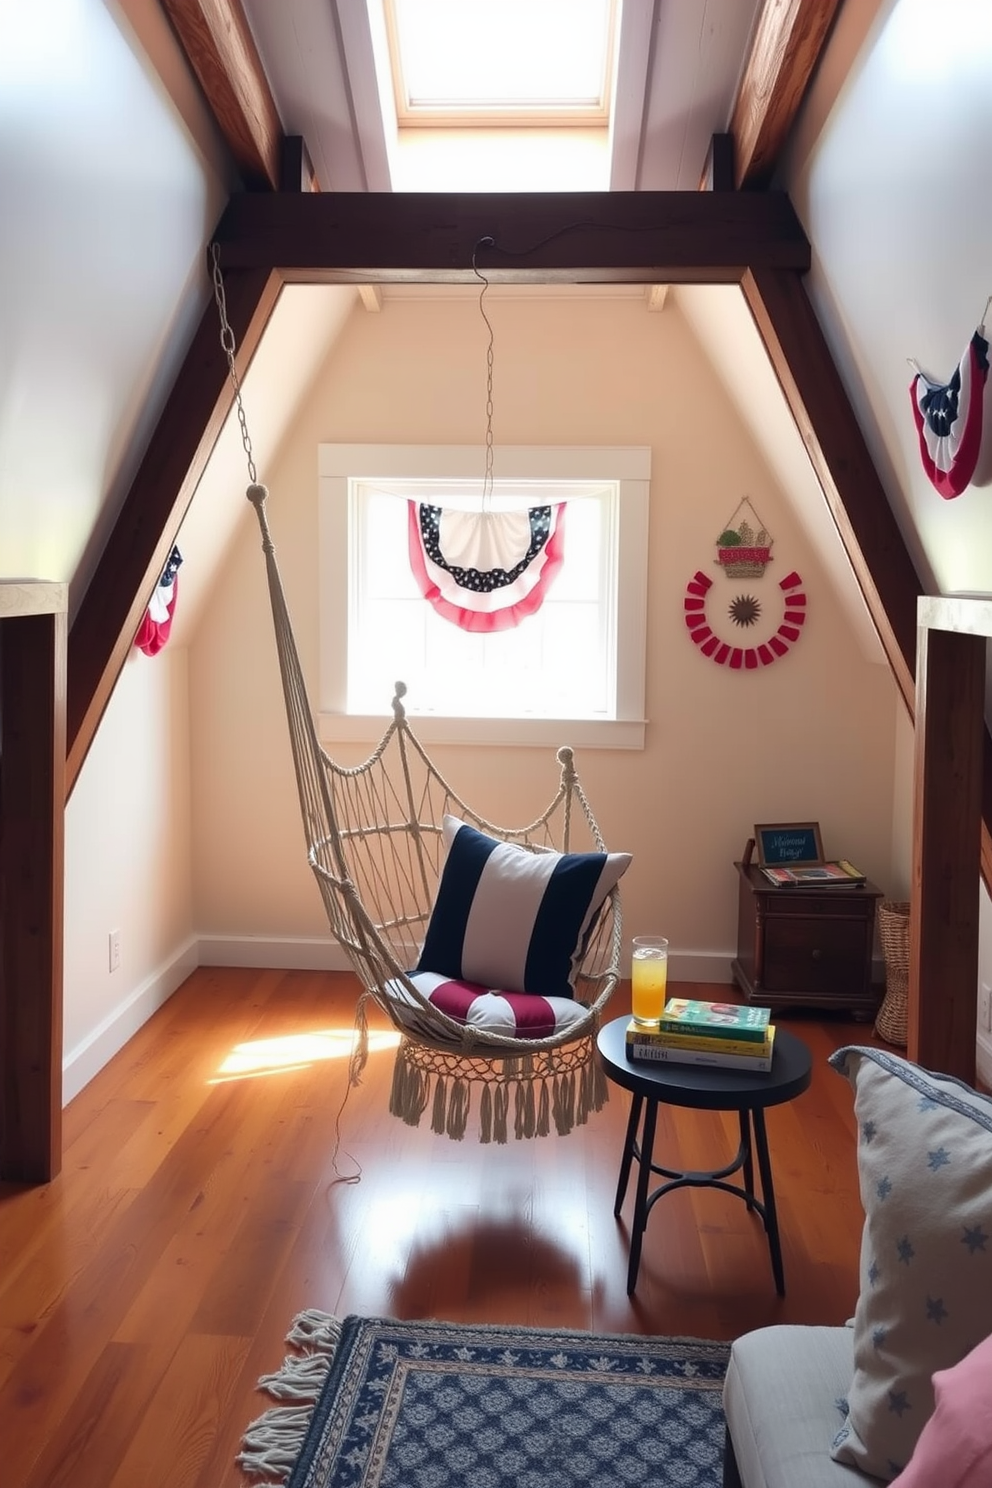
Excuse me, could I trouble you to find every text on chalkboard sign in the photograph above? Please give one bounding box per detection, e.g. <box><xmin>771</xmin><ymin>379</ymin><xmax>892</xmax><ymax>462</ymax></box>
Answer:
<box><xmin>754</xmin><ymin>821</ymin><xmax>824</xmax><ymax>867</ymax></box>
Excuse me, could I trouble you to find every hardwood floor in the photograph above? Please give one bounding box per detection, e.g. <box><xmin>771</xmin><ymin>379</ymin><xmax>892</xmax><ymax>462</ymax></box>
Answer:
<box><xmin>0</xmin><ymin>968</ymin><xmax>878</xmax><ymax>1487</ymax></box>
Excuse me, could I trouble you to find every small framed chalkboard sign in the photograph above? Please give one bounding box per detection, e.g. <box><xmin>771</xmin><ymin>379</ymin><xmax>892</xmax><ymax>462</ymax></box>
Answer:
<box><xmin>754</xmin><ymin>821</ymin><xmax>824</xmax><ymax>867</ymax></box>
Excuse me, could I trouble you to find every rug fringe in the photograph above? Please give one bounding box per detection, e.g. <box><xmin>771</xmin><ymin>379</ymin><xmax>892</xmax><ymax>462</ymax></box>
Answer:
<box><xmin>236</xmin><ymin>1312</ymin><xmax>343</xmax><ymax>1483</ymax></box>
<box><xmin>236</xmin><ymin>1403</ymin><xmax>318</xmax><ymax>1480</ymax></box>
<box><xmin>257</xmin><ymin>1351</ymin><xmax>331</xmax><ymax>1399</ymax></box>
<box><xmin>285</xmin><ymin>1307</ymin><xmax>343</xmax><ymax>1353</ymax></box>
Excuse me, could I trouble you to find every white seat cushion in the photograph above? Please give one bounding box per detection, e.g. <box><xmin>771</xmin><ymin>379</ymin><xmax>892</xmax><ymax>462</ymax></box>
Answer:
<box><xmin>724</xmin><ymin>1326</ymin><xmax>864</xmax><ymax>1488</ymax></box>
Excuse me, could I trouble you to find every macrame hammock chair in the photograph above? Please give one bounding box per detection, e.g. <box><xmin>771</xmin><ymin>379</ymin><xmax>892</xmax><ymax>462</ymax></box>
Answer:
<box><xmin>211</xmin><ymin>255</ymin><xmax>623</xmax><ymax>1144</ymax></box>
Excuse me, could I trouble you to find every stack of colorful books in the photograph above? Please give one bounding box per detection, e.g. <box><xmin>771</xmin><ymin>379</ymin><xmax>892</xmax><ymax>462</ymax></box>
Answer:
<box><xmin>625</xmin><ymin>998</ymin><xmax>775</xmax><ymax>1072</ymax></box>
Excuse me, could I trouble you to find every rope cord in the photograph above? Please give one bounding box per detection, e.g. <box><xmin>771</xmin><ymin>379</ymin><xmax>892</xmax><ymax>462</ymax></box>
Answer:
<box><xmin>471</xmin><ymin>236</ymin><xmax>496</xmax><ymax>509</ymax></box>
<box><xmin>210</xmin><ymin>243</ymin><xmax>257</xmax><ymax>485</ymax></box>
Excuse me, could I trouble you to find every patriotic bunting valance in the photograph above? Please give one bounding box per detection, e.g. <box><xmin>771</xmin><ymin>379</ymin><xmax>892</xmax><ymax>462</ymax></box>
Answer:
<box><xmin>408</xmin><ymin>502</ymin><xmax>565</xmax><ymax>632</ymax></box>
<box><xmin>134</xmin><ymin>545</ymin><xmax>182</xmax><ymax>656</ymax></box>
<box><xmin>910</xmin><ymin>327</ymin><xmax>989</xmax><ymax>499</ymax></box>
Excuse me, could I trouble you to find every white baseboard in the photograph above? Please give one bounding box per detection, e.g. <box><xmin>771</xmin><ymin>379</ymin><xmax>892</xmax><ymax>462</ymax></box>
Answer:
<box><xmin>197</xmin><ymin>934</ymin><xmax>351</xmax><ymax>971</ymax></box>
<box><xmin>977</xmin><ymin>1032</ymin><xmax>992</xmax><ymax>1090</ymax></box>
<box><xmin>668</xmin><ymin>950</ymin><xmax>735</xmax><ymax>983</ymax></box>
<box><xmin>199</xmin><ymin>937</ymin><xmax>733</xmax><ymax>983</ymax></box>
<box><xmin>61</xmin><ymin>936</ymin><xmax>734</xmax><ymax>1106</ymax></box>
<box><xmin>62</xmin><ymin>935</ymin><xmax>199</xmax><ymax>1103</ymax></box>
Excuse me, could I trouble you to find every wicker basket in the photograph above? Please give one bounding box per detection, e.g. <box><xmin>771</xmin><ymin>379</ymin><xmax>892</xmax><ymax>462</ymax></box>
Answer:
<box><xmin>876</xmin><ymin>900</ymin><xmax>910</xmax><ymax>1046</ymax></box>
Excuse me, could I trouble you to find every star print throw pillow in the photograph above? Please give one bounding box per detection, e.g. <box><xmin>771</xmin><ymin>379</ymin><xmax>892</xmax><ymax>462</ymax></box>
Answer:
<box><xmin>828</xmin><ymin>1046</ymin><xmax>992</xmax><ymax>1481</ymax></box>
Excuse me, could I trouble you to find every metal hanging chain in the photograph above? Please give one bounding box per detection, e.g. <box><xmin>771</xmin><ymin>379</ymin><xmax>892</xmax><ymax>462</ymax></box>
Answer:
<box><xmin>210</xmin><ymin>242</ymin><xmax>258</xmax><ymax>486</ymax></box>
<box><xmin>472</xmin><ymin>236</ymin><xmax>496</xmax><ymax>510</ymax></box>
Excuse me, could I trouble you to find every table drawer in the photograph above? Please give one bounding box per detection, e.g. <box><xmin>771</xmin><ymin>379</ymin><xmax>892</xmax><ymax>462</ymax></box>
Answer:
<box><xmin>759</xmin><ymin>891</ymin><xmax>875</xmax><ymax>920</ymax></box>
<box><xmin>762</xmin><ymin>917</ymin><xmax>869</xmax><ymax>995</ymax></box>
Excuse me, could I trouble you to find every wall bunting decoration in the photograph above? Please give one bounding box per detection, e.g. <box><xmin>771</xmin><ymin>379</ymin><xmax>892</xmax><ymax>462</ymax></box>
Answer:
<box><xmin>134</xmin><ymin>545</ymin><xmax>182</xmax><ymax>656</ymax></box>
<box><xmin>684</xmin><ymin>568</ymin><xmax>807</xmax><ymax>668</ymax></box>
<box><xmin>407</xmin><ymin>501</ymin><xmax>565</xmax><ymax>632</ymax></box>
<box><xmin>909</xmin><ymin>311</ymin><xmax>990</xmax><ymax>499</ymax></box>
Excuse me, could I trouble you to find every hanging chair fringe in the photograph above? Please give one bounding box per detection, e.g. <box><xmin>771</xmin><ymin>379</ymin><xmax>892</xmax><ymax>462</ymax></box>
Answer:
<box><xmin>431</xmin><ymin>1074</ymin><xmax>447</xmax><ymax>1135</ymax></box>
<box><xmin>236</xmin><ymin>1310</ymin><xmax>342</xmax><ymax>1484</ymax></box>
<box><xmin>479</xmin><ymin>1082</ymin><xmax>494</xmax><ymax>1144</ymax></box>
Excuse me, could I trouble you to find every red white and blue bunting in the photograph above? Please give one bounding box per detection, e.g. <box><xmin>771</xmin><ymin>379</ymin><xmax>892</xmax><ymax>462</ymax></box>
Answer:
<box><xmin>134</xmin><ymin>545</ymin><xmax>183</xmax><ymax>657</ymax></box>
<box><xmin>684</xmin><ymin>568</ymin><xmax>807</xmax><ymax>668</ymax></box>
<box><xmin>408</xmin><ymin>502</ymin><xmax>565</xmax><ymax>633</ymax></box>
<box><xmin>909</xmin><ymin>328</ymin><xmax>989</xmax><ymax>500</ymax></box>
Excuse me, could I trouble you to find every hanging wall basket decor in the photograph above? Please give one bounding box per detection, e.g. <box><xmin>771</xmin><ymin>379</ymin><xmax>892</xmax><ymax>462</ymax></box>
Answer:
<box><xmin>684</xmin><ymin>568</ymin><xmax>807</xmax><ymax>669</ymax></box>
<box><xmin>715</xmin><ymin>497</ymin><xmax>773</xmax><ymax>578</ymax></box>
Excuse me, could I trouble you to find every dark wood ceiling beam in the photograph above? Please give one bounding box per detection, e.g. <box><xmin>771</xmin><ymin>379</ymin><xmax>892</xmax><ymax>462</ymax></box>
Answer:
<box><xmin>66</xmin><ymin>268</ymin><xmax>281</xmax><ymax>794</ymax></box>
<box><xmin>731</xmin><ymin>0</ymin><xmax>844</xmax><ymax>189</ymax></box>
<box><xmin>211</xmin><ymin>190</ymin><xmax>811</xmax><ymax>281</ymax></box>
<box><xmin>160</xmin><ymin>0</ymin><xmax>283</xmax><ymax>190</ymax></box>
<box><xmin>741</xmin><ymin>265</ymin><xmax>919</xmax><ymax>709</ymax></box>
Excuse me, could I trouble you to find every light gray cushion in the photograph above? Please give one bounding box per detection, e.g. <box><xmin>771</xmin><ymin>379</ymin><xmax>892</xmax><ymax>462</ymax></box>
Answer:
<box><xmin>724</xmin><ymin>1326</ymin><xmax>863</xmax><ymax>1488</ymax></box>
<box><xmin>828</xmin><ymin>1045</ymin><xmax>992</xmax><ymax>1480</ymax></box>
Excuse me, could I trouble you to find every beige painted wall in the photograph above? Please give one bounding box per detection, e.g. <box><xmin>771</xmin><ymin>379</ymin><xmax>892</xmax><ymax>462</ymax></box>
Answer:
<box><xmin>190</xmin><ymin>290</ymin><xmax>901</xmax><ymax>972</ymax></box>
<box><xmin>64</xmin><ymin>646</ymin><xmax>195</xmax><ymax>1098</ymax></box>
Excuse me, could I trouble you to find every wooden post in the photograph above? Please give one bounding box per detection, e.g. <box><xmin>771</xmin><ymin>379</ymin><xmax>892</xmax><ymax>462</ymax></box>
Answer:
<box><xmin>912</xmin><ymin>599</ymin><xmax>988</xmax><ymax>1083</ymax></box>
<box><xmin>1</xmin><ymin>582</ymin><xmax>67</xmax><ymax>1182</ymax></box>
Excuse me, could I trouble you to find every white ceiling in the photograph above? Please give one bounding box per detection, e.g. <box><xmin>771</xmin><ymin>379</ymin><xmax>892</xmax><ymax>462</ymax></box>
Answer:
<box><xmin>239</xmin><ymin>0</ymin><xmax>763</xmax><ymax>193</ymax></box>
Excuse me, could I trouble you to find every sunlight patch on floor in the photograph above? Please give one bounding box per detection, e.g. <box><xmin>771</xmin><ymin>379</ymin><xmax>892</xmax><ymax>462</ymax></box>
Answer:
<box><xmin>210</xmin><ymin>1028</ymin><xmax>401</xmax><ymax>1083</ymax></box>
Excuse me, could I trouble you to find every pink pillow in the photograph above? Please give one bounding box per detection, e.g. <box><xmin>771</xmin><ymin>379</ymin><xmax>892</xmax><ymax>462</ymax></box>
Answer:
<box><xmin>895</xmin><ymin>1332</ymin><xmax>992</xmax><ymax>1487</ymax></box>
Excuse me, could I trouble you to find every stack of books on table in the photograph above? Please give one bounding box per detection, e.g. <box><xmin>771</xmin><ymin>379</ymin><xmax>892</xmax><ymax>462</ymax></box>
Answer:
<box><xmin>625</xmin><ymin>998</ymin><xmax>775</xmax><ymax>1072</ymax></box>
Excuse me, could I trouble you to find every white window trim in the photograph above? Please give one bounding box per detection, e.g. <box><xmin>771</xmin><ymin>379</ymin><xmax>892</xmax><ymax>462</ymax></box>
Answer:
<box><xmin>318</xmin><ymin>443</ymin><xmax>649</xmax><ymax>748</ymax></box>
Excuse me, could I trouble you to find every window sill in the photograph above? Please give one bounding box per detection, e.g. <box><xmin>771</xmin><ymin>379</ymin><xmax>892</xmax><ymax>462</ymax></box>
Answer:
<box><xmin>318</xmin><ymin>713</ymin><xmax>646</xmax><ymax>750</ymax></box>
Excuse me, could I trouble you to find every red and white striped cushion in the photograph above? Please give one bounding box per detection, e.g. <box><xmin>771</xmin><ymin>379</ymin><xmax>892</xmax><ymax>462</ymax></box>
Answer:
<box><xmin>387</xmin><ymin>970</ymin><xmax>589</xmax><ymax>1047</ymax></box>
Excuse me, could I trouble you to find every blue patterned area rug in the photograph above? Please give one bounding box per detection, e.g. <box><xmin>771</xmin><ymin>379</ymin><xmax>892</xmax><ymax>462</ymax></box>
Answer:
<box><xmin>237</xmin><ymin>1312</ymin><xmax>730</xmax><ymax>1488</ymax></box>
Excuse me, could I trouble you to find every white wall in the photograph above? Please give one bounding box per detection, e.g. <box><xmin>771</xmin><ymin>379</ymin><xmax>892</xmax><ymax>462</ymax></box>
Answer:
<box><xmin>189</xmin><ymin>289</ymin><xmax>902</xmax><ymax>974</ymax></box>
<box><xmin>63</xmin><ymin>647</ymin><xmax>195</xmax><ymax>1099</ymax></box>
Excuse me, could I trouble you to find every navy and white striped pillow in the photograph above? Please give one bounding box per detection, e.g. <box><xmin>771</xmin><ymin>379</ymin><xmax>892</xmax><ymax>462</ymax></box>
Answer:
<box><xmin>417</xmin><ymin>816</ymin><xmax>630</xmax><ymax>1000</ymax></box>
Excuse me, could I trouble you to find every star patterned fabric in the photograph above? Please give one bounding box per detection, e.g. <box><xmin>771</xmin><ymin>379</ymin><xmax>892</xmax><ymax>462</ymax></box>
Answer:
<box><xmin>909</xmin><ymin>329</ymin><xmax>989</xmax><ymax>499</ymax></box>
<box><xmin>407</xmin><ymin>501</ymin><xmax>565</xmax><ymax>631</ymax></box>
<box><xmin>828</xmin><ymin>1045</ymin><xmax>992</xmax><ymax>1481</ymax></box>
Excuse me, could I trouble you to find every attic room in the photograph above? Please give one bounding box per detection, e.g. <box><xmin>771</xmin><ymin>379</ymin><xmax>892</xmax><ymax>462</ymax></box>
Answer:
<box><xmin>4</xmin><ymin>1</ymin><xmax>992</xmax><ymax>1484</ymax></box>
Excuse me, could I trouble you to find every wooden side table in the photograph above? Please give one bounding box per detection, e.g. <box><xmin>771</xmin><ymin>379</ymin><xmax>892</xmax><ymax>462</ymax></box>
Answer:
<box><xmin>597</xmin><ymin>1018</ymin><xmax>813</xmax><ymax>1295</ymax></box>
<box><xmin>731</xmin><ymin>861</ymin><xmax>883</xmax><ymax>1017</ymax></box>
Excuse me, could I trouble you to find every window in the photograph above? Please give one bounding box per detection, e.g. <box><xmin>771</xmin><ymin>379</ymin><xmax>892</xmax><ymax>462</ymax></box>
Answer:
<box><xmin>319</xmin><ymin>444</ymin><xmax>649</xmax><ymax>747</ymax></box>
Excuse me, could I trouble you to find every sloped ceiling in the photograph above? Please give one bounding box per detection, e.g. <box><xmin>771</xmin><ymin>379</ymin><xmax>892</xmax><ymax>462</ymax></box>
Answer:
<box><xmin>676</xmin><ymin>283</ymin><xmax>884</xmax><ymax>662</ymax></box>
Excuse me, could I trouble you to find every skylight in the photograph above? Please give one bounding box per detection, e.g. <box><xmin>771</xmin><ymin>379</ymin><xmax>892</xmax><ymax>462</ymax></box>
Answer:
<box><xmin>385</xmin><ymin>0</ymin><xmax>617</xmax><ymax>125</ymax></box>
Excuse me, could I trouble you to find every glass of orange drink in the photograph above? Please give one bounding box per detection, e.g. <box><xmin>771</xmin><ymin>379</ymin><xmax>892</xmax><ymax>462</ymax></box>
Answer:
<box><xmin>631</xmin><ymin>936</ymin><xmax>669</xmax><ymax>1024</ymax></box>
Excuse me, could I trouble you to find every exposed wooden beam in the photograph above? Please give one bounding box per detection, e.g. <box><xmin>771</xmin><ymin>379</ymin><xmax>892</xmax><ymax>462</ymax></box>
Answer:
<box><xmin>1</xmin><ymin>583</ymin><xmax>67</xmax><ymax>1182</ymax></box>
<box><xmin>159</xmin><ymin>0</ymin><xmax>283</xmax><ymax>190</ymax></box>
<box><xmin>701</xmin><ymin>133</ymin><xmax>735</xmax><ymax>192</ymax></box>
<box><xmin>66</xmin><ymin>268</ymin><xmax>281</xmax><ymax>794</ymax></box>
<box><xmin>912</xmin><ymin>600</ymin><xmax>987</xmax><ymax>1085</ymax></box>
<box><xmin>741</xmin><ymin>266</ymin><xmax>920</xmax><ymax>712</ymax></box>
<box><xmin>212</xmin><ymin>190</ymin><xmax>811</xmax><ymax>282</ymax></box>
<box><xmin>731</xmin><ymin>0</ymin><xmax>843</xmax><ymax>190</ymax></box>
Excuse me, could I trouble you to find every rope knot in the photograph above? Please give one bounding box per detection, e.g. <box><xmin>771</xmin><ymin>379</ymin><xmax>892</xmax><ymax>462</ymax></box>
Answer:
<box><xmin>246</xmin><ymin>483</ymin><xmax>269</xmax><ymax>509</ymax></box>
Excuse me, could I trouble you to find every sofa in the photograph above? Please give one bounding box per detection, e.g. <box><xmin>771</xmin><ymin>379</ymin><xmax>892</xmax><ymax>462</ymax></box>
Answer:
<box><xmin>721</xmin><ymin>1045</ymin><xmax>992</xmax><ymax>1487</ymax></box>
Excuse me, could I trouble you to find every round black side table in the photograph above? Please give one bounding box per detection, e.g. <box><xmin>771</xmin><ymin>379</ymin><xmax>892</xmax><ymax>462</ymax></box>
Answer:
<box><xmin>596</xmin><ymin>1016</ymin><xmax>813</xmax><ymax>1296</ymax></box>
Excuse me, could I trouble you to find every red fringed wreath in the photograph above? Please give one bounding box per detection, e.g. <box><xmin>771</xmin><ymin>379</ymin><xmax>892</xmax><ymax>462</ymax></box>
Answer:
<box><xmin>684</xmin><ymin>569</ymin><xmax>806</xmax><ymax>668</ymax></box>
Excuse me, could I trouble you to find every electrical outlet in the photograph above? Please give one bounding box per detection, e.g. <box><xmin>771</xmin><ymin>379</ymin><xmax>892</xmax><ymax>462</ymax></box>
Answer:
<box><xmin>109</xmin><ymin>929</ymin><xmax>121</xmax><ymax>974</ymax></box>
<box><xmin>981</xmin><ymin>983</ymin><xmax>992</xmax><ymax>1034</ymax></box>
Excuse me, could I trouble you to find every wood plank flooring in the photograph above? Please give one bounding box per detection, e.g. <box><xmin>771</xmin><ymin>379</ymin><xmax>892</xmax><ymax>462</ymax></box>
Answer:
<box><xmin>0</xmin><ymin>967</ymin><xmax>879</xmax><ymax>1487</ymax></box>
